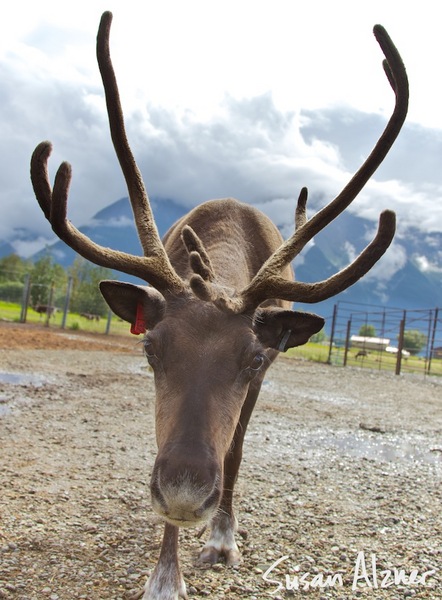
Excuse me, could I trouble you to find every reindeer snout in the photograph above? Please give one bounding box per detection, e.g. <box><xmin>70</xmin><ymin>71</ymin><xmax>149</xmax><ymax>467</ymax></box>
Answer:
<box><xmin>150</xmin><ymin>451</ymin><xmax>222</xmax><ymax>527</ymax></box>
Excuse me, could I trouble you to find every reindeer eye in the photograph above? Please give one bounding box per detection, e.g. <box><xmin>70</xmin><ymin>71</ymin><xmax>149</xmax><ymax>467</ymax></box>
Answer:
<box><xmin>249</xmin><ymin>353</ymin><xmax>265</xmax><ymax>371</ymax></box>
<box><xmin>143</xmin><ymin>340</ymin><xmax>157</xmax><ymax>361</ymax></box>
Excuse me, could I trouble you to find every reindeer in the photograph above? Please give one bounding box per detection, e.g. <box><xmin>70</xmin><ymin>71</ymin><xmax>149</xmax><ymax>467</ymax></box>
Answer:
<box><xmin>30</xmin><ymin>12</ymin><xmax>408</xmax><ymax>600</ymax></box>
<box><xmin>80</xmin><ymin>312</ymin><xmax>101</xmax><ymax>321</ymax></box>
<box><xmin>34</xmin><ymin>304</ymin><xmax>58</xmax><ymax>318</ymax></box>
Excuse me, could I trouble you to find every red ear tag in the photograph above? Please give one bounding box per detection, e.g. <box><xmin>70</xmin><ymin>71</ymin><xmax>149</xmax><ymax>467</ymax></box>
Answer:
<box><xmin>130</xmin><ymin>302</ymin><xmax>146</xmax><ymax>335</ymax></box>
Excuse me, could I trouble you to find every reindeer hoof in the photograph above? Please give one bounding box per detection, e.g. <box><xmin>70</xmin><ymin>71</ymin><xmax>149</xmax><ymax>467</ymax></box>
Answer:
<box><xmin>198</xmin><ymin>544</ymin><xmax>242</xmax><ymax>566</ymax></box>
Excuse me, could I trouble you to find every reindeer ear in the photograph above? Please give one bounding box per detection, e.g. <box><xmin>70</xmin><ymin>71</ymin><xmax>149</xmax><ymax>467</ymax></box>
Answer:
<box><xmin>253</xmin><ymin>307</ymin><xmax>324</xmax><ymax>351</ymax></box>
<box><xmin>99</xmin><ymin>280</ymin><xmax>165</xmax><ymax>334</ymax></box>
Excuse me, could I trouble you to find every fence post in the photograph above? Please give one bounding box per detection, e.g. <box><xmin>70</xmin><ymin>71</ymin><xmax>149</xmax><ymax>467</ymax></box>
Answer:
<box><xmin>327</xmin><ymin>304</ymin><xmax>338</xmax><ymax>364</ymax></box>
<box><xmin>61</xmin><ymin>277</ymin><xmax>73</xmax><ymax>329</ymax></box>
<box><xmin>343</xmin><ymin>318</ymin><xmax>352</xmax><ymax>367</ymax></box>
<box><xmin>45</xmin><ymin>283</ymin><xmax>55</xmax><ymax>327</ymax></box>
<box><xmin>427</xmin><ymin>307</ymin><xmax>439</xmax><ymax>375</ymax></box>
<box><xmin>105</xmin><ymin>310</ymin><xmax>112</xmax><ymax>335</ymax></box>
<box><xmin>20</xmin><ymin>274</ymin><xmax>31</xmax><ymax>323</ymax></box>
<box><xmin>395</xmin><ymin>311</ymin><xmax>406</xmax><ymax>375</ymax></box>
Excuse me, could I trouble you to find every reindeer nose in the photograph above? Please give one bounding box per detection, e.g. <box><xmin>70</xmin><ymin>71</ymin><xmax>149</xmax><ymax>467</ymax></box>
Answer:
<box><xmin>150</xmin><ymin>453</ymin><xmax>221</xmax><ymax>527</ymax></box>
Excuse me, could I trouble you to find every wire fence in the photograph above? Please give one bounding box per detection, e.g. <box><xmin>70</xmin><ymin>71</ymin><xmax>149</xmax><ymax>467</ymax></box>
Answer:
<box><xmin>326</xmin><ymin>301</ymin><xmax>442</xmax><ymax>377</ymax></box>
<box><xmin>0</xmin><ymin>268</ymin><xmax>130</xmax><ymax>337</ymax></box>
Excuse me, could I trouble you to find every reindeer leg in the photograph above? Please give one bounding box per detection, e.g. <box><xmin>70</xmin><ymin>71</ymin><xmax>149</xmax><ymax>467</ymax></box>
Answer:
<box><xmin>143</xmin><ymin>523</ymin><xmax>187</xmax><ymax>600</ymax></box>
<box><xmin>198</xmin><ymin>378</ymin><xmax>264</xmax><ymax>566</ymax></box>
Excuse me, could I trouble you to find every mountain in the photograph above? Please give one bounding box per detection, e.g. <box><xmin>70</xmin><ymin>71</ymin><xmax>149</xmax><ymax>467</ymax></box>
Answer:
<box><xmin>32</xmin><ymin>196</ymin><xmax>186</xmax><ymax>272</ymax></box>
<box><xmin>6</xmin><ymin>196</ymin><xmax>442</xmax><ymax>312</ymax></box>
<box><xmin>0</xmin><ymin>241</ymin><xmax>15</xmax><ymax>258</ymax></box>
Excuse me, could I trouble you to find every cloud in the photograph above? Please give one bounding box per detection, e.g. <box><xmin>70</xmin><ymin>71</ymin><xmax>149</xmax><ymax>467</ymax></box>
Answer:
<box><xmin>89</xmin><ymin>216</ymin><xmax>134</xmax><ymax>228</ymax></box>
<box><xmin>0</xmin><ymin>52</ymin><xmax>120</xmax><ymax>241</ymax></box>
<box><xmin>300</xmin><ymin>108</ymin><xmax>442</xmax><ymax>234</ymax></box>
<box><xmin>11</xmin><ymin>236</ymin><xmax>55</xmax><ymax>258</ymax></box>
<box><xmin>363</xmin><ymin>242</ymin><xmax>408</xmax><ymax>282</ymax></box>
<box><xmin>1</xmin><ymin>50</ymin><xmax>442</xmax><ymax>259</ymax></box>
<box><xmin>131</xmin><ymin>99</ymin><xmax>442</xmax><ymax>240</ymax></box>
<box><xmin>414</xmin><ymin>254</ymin><xmax>442</xmax><ymax>274</ymax></box>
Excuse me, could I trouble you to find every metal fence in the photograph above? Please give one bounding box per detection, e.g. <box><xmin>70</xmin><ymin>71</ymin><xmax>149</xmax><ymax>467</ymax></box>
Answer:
<box><xmin>0</xmin><ymin>268</ymin><xmax>129</xmax><ymax>337</ymax></box>
<box><xmin>327</xmin><ymin>301</ymin><xmax>442</xmax><ymax>377</ymax></box>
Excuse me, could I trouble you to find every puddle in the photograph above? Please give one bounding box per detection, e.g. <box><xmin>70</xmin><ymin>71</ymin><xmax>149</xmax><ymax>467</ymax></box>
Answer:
<box><xmin>0</xmin><ymin>371</ymin><xmax>49</xmax><ymax>386</ymax></box>
<box><xmin>330</xmin><ymin>432</ymin><xmax>442</xmax><ymax>465</ymax></box>
<box><xmin>299</xmin><ymin>429</ymin><xmax>442</xmax><ymax>466</ymax></box>
<box><xmin>248</xmin><ymin>424</ymin><xmax>441</xmax><ymax>467</ymax></box>
<box><xmin>0</xmin><ymin>372</ymin><xmax>52</xmax><ymax>417</ymax></box>
<box><xmin>262</xmin><ymin>379</ymin><xmax>355</xmax><ymax>406</ymax></box>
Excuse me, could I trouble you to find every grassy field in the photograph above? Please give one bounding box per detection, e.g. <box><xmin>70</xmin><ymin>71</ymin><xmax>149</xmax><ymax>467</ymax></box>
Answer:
<box><xmin>0</xmin><ymin>300</ymin><xmax>131</xmax><ymax>336</ymax></box>
<box><xmin>287</xmin><ymin>341</ymin><xmax>442</xmax><ymax>376</ymax></box>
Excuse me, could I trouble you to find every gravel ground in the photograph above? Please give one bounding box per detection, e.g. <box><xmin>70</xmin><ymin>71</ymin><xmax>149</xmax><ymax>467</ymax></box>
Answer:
<box><xmin>0</xmin><ymin>323</ymin><xmax>441</xmax><ymax>599</ymax></box>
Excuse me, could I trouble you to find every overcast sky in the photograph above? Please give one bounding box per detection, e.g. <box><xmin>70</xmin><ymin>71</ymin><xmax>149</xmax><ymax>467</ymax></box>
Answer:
<box><xmin>1</xmin><ymin>0</ymin><xmax>442</xmax><ymax>259</ymax></box>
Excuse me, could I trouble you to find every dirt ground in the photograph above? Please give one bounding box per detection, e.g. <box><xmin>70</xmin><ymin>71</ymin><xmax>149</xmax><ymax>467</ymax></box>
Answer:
<box><xmin>0</xmin><ymin>323</ymin><xmax>441</xmax><ymax>599</ymax></box>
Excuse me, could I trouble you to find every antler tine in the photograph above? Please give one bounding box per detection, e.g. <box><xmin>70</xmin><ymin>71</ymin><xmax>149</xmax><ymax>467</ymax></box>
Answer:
<box><xmin>181</xmin><ymin>225</ymin><xmax>216</xmax><ymax>282</ymax></box>
<box><xmin>30</xmin><ymin>13</ymin><xmax>185</xmax><ymax>295</ymax></box>
<box><xmin>96</xmin><ymin>12</ymin><xmax>164</xmax><ymax>259</ymax></box>
<box><xmin>30</xmin><ymin>142</ymin><xmax>184</xmax><ymax>291</ymax></box>
<box><xmin>295</xmin><ymin>187</ymin><xmax>308</xmax><ymax>230</ymax></box>
<box><xmin>237</xmin><ymin>24</ymin><xmax>408</xmax><ymax>312</ymax></box>
<box><xmin>30</xmin><ymin>142</ymin><xmax>52</xmax><ymax>220</ymax></box>
<box><xmin>180</xmin><ymin>226</ymin><xmax>245</xmax><ymax>310</ymax></box>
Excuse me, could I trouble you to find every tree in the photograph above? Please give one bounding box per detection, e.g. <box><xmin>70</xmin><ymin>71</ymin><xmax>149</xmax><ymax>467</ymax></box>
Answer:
<box><xmin>69</xmin><ymin>257</ymin><xmax>113</xmax><ymax>316</ymax></box>
<box><xmin>358</xmin><ymin>324</ymin><xmax>376</xmax><ymax>337</ymax></box>
<box><xmin>30</xmin><ymin>254</ymin><xmax>67</xmax><ymax>307</ymax></box>
<box><xmin>402</xmin><ymin>329</ymin><xmax>427</xmax><ymax>356</ymax></box>
<box><xmin>0</xmin><ymin>254</ymin><xmax>31</xmax><ymax>283</ymax></box>
<box><xmin>310</xmin><ymin>329</ymin><xmax>326</xmax><ymax>343</ymax></box>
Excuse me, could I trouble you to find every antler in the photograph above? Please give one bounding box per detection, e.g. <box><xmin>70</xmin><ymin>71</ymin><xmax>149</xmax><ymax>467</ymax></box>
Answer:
<box><xmin>30</xmin><ymin>12</ymin><xmax>184</xmax><ymax>295</ymax></box>
<box><xmin>222</xmin><ymin>24</ymin><xmax>408</xmax><ymax>313</ymax></box>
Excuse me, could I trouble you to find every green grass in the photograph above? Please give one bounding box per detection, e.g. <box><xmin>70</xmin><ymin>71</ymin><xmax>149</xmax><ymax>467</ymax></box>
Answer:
<box><xmin>286</xmin><ymin>341</ymin><xmax>330</xmax><ymax>363</ymax></box>
<box><xmin>288</xmin><ymin>341</ymin><xmax>442</xmax><ymax>376</ymax></box>
<box><xmin>0</xmin><ymin>300</ymin><xmax>131</xmax><ymax>336</ymax></box>
<box><xmin>0</xmin><ymin>300</ymin><xmax>19</xmax><ymax>322</ymax></box>
<box><xmin>345</xmin><ymin>349</ymin><xmax>441</xmax><ymax>376</ymax></box>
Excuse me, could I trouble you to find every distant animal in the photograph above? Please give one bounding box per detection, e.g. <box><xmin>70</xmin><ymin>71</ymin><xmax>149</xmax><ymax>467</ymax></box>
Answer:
<box><xmin>80</xmin><ymin>312</ymin><xmax>101</xmax><ymax>321</ymax></box>
<box><xmin>30</xmin><ymin>12</ymin><xmax>408</xmax><ymax>600</ymax></box>
<box><xmin>355</xmin><ymin>350</ymin><xmax>369</xmax><ymax>359</ymax></box>
<box><xmin>34</xmin><ymin>304</ymin><xmax>58</xmax><ymax>317</ymax></box>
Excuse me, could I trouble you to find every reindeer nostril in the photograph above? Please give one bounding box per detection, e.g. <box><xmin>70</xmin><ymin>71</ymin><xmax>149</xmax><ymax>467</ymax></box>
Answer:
<box><xmin>194</xmin><ymin>481</ymin><xmax>221</xmax><ymax>518</ymax></box>
<box><xmin>150</xmin><ymin>470</ymin><xmax>169</xmax><ymax>513</ymax></box>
